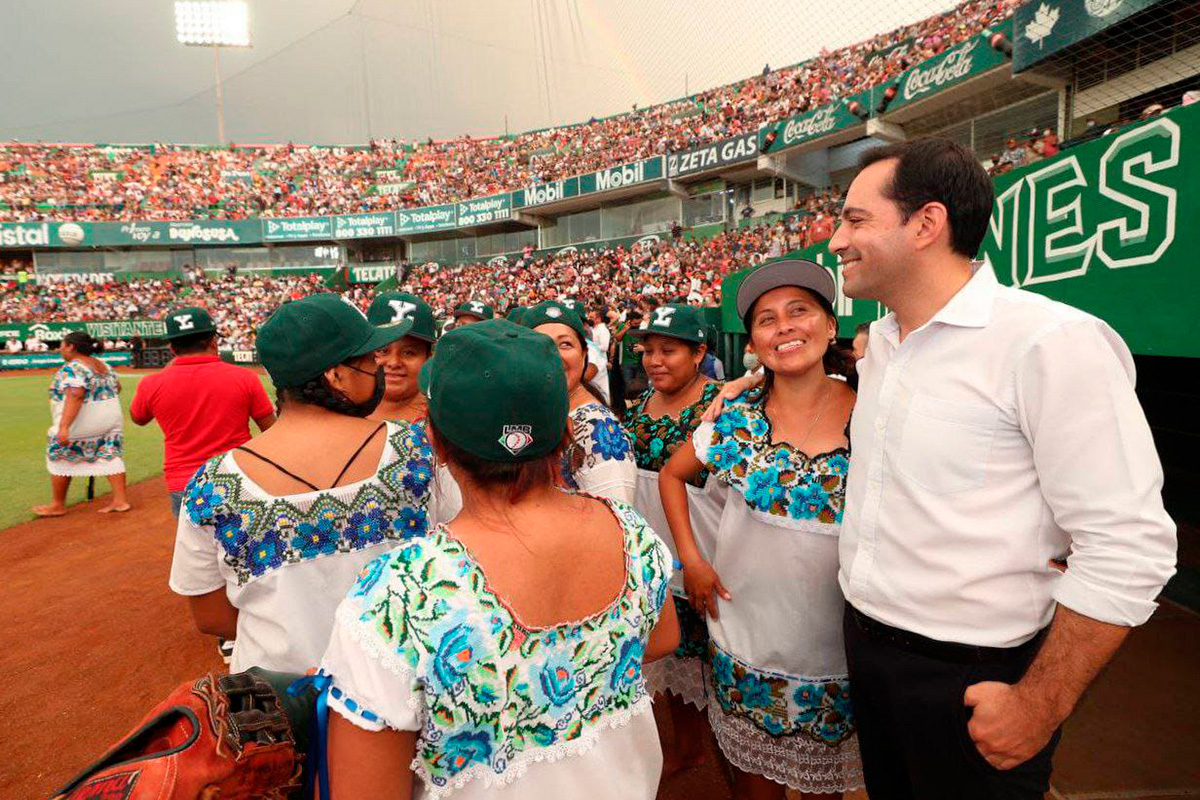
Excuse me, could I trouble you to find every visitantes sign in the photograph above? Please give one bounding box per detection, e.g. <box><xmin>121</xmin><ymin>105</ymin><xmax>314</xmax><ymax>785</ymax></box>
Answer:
<box><xmin>724</xmin><ymin>104</ymin><xmax>1199</xmax><ymax>357</ymax></box>
<box><xmin>395</xmin><ymin>204</ymin><xmax>458</xmax><ymax>234</ymax></box>
<box><xmin>0</xmin><ymin>319</ymin><xmax>167</xmax><ymax>343</ymax></box>
<box><xmin>667</xmin><ymin>133</ymin><xmax>759</xmax><ymax>178</ymax></box>
<box><xmin>1013</xmin><ymin>0</ymin><xmax>1164</xmax><ymax>72</ymax></box>
<box><xmin>456</xmin><ymin>194</ymin><xmax>512</xmax><ymax>227</ymax></box>
<box><xmin>886</xmin><ymin>20</ymin><xmax>1014</xmax><ymax>112</ymax></box>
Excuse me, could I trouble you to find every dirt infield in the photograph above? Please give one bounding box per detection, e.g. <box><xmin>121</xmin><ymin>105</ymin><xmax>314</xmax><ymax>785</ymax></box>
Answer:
<box><xmin>0</xmin><ymin>478</ymin><xmax>223</xmax><ymax>800</ymax></box>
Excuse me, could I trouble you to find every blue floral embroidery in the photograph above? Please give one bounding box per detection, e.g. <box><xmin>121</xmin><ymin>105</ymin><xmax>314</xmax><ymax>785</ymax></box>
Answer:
<box><xmin>561</xmin><ymin>403</ymin><xmax>634</xmax><ymax>490</ymax></box>
<box><xmin>337</xmin><ymin>500</ymin><xmax>672</xmax><ymax>791</ymax></box>
<box><xmin>438</xmin><ymin>730</ymin><xmax>493</xmax><ymax>776</ymax></box>
<box><xmin>591</xmin><ymin>417</ymin><xmax>632</xmax><ymax>460</ymax></box>
<box><xmin>432</xmin><ymin>622</ymin><xmax>482</xmax><ymax>691</ymax></box>
<box><xmin>46</xmin><ymin>431</ymin><xmax>123</xmax><ymax>464</ymax></box>
<box><xmin>182</xmin><ymin>421</ymin><xmax>433</xmax><ymax>585</ymax></box>
<box><xmin>610</xmin><ymin>637</ymin><xmax>645</xmax><ymax>690</ymax></box>
<box><xmin>710</xmin><ymin>641</ymin><xmax>854</xmax><ymax>745</ymax></box>
<box><xmin>352</xmin><ymin>557</ymin><xmax>388</xmax><ymax>598</ymax></box>
<box><xmin>535</xmin><ymin>654</ymin><xmax>579</xmax><ymax>707</ymax></box>
<box><xmin>702</xmin><ymin>393</ymin><xmax>849</xmax><ymax>525</ymax></box>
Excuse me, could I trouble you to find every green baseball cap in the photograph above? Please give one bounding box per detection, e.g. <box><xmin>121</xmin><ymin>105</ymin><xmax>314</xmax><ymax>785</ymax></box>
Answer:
<box><xmin>557</xmin><ymin>297</ymin><xmax>581</xmax><ymax>314</ymax></box>
<box><xmin>453</xmin><ymin>299</ymin><xmax>495</xmax><ymax>322</ymax></box>
<box><xmin>522</xmin><ymin>300</ymin><xmax>587</xmax><ymax>343</ymax></box>
<box><xmin>628</xmin><ymin>303</ymin><xmax>709</xmax><ymax>344</ymax></box>
<box><xmin>164</xmin><ymin>306</ymin><xmax>216</xmax><ymax>340</ymax></box>
<box><xmin>505</xmin><ymin>305</ymin><xmax>528</xmax><ymax>325</ymax></box>
<box><xmin>256</xmin><ymin>292</ymin><xmax>412</xmax><ymax>388</ymax></box>
<box><xmin>368</xmin><ymin>292</ymin><xmax>436</xmax><ymax>343</ymax></box>
<box><xmin>419</xmin><ymin>319</ymin><xmax>567</xmax><ymax>463</ymax></box>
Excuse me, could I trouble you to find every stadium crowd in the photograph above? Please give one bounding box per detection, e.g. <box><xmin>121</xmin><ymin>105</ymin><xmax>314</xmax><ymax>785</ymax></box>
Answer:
<box><xmin>0</xmin><ymin>0</ymin><xmax>1016</xmax><ymax>222</ymax></box>
<box><xmin>0</xmin><ymin>204</ymin><xmax>836</xmax><ymax>348</ymax></box>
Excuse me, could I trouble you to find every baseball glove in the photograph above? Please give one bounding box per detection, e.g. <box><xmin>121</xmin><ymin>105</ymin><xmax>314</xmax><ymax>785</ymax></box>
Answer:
<box><xmin>51</xmin><ymin>669</ymin><xmax>309</xmax><ymax>800</ymax></box>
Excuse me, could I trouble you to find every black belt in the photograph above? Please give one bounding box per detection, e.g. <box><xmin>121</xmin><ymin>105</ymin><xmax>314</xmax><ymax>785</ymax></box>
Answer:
<box><xmin>847</xmin><ymin>604</ymin><xmax>1047</xmax><ymax>664</ymax></box>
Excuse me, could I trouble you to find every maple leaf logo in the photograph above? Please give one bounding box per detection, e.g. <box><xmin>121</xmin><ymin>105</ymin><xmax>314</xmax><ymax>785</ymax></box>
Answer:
<box><xmin>1024</xmin><ymin>3</ymin><xmax>1060</xmax><ymax>47</ymax></box>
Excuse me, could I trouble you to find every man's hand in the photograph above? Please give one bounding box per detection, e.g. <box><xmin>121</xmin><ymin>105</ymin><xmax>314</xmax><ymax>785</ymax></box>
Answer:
<box><xmin>701</xmin><ymin>371</ymin><xmax>763</xmax><ymax>421</ymax></box>
<box><xmin>963</xmin><ymin>682</ymin><xmax>1058</xmax><ymax>770</ymax></box>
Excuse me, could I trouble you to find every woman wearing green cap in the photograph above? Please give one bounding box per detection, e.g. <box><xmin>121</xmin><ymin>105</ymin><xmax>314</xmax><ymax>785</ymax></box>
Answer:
<box><xmin>659</xmin><ymin>260</ymin><xmax>861</xmax><ymax>798</ymax></box>
<box><xmin>367</xmin><ymin>292</ymin><xmax>437</xmax><ymax>425</ymax></box>
<box><xmin>169</xmin><ymin>293</ymin><xmax>448</xmax><ymax>675</ymax></box>
<box><xmin>320</xmin><ymin>319</ymin><xmax>680</xmax><ymax>799</ymax></box>
<box><xmin>523</xmin><ymin>300</ymin><xmax>636</xmax><ymax>505</ymax></box>
<box><xmin>623</xmin><ymin>302</ymin><xmax>725</xmax><ymax>777</ymax></box>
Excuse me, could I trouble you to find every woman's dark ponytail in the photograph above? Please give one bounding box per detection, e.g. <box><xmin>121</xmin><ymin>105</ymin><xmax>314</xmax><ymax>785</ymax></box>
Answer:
<box><xmin>62</xmin><ymin>330</ymin><xmax>102</xmax><ymax>355</ymax></box>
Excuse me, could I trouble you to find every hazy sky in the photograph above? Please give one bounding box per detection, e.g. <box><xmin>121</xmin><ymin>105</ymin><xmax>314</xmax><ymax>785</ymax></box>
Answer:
<box><xmin>0</xmin><ymin>0</ymin><xmax>963</xmax><ymax>144</ymax></box>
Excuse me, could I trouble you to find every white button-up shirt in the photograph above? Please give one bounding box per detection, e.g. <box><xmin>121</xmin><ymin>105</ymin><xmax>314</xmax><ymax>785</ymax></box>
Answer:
<box><xmin>840</xmin><ymin>263</ymin><xmax>1176</xmax><ymax>648</ymax></box>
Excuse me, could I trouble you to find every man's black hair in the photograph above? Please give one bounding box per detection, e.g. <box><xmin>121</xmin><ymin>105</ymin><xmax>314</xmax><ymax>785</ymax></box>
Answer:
<box><xmin>858</xmin><ymin>137</ymin><xmax>994</xmax><ymax>258</ymax></box>
<box><xmin>169</xmin><ymin>331</ymin><xmax>217</xmax><ymax>356</ymax></box>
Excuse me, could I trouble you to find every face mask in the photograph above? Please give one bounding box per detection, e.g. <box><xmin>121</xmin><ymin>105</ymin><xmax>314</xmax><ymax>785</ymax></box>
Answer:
<box><xmin>338</xmin><ymin>364</ymin><xmax>387</xmax><ymax>417</ymax></box>
<box><xmin>743</xmin><ymin>351</ymin><xmax>760</xmax><ymax>371</ymax></box>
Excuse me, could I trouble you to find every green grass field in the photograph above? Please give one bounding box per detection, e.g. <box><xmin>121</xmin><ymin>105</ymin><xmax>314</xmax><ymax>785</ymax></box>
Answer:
<box><xmin>0</xmin><ymin>370</ymin><xmax>271</xmax><ymax>530</ymax></box>
<box><xmin>0</xmin><ymin>373</ymin><xmax>165</xmax><ymax>529</ymax></box>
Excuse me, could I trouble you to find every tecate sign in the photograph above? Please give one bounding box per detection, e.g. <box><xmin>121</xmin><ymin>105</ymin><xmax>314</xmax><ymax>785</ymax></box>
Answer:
<box><xmin>902</xmin><ymin>38</ymin><xmax>979</xmax><ymax>101</ymax></box>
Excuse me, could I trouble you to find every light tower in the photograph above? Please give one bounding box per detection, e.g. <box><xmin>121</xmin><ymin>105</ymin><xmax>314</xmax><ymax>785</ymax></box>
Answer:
<box><xmin>174</xmin><ymin>1</ymin><xmax>252</xmax><ymax>143</ymax></box>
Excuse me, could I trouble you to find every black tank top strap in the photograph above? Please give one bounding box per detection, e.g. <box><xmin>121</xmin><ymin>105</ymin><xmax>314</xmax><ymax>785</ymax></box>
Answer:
<box><xmin>331</xmin><ymin>423</ymin><xmax>388</xmax><ymax>489</ymax></box>
<box><xmin>234</xmin><ymin>447</ymin><xmax>321</xmax><ymax>492</ymax></box>
<box><xmin>235</xmin><ymin>422</ymin><xmax>387</xmax><ymax>492</ymax></box>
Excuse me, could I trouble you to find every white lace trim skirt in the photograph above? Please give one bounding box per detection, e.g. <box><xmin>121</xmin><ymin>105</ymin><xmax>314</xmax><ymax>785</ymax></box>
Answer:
<box><xmin>643</xmin><ymin>653</ymin><xmax>708</xmax><ymax>710</ymax></box>
<box><xmin>708</xmin><ymin>702</ymin><xmax>863</xmax><ymax>793</ymax></box>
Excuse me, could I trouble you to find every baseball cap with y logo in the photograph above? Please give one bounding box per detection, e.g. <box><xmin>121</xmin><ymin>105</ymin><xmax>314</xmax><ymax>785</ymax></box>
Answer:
<box><xmin>418</xmin><ymin>319</ymin><xmax>567</xmax><ymax>462</ymax></box>
<box><xmin>164</xmin><ymin>306</ymin><xmax>216</xmax><ymax>340</ymax></box>
<box><xmin>368</xmin><ymin>292</ymin><xmax>437</xmax><ymax>343</ymax></box>
<box><xmin>256</xmin><ymin>292</ymin><xmax>412</xmax><ymax>388</ymax></box>
<box><xmin>453</xmin><ymin>299</ymin><xmax>495</xmax><ymax>321</ymax></box>
<box><xmin>628</xmin><ymin>303</ymin><xmax>708</xmax><ymax>344</ymax></box>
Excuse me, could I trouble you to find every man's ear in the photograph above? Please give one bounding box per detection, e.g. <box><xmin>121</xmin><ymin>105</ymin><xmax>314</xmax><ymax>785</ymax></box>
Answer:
<box><xmin>911</xmin><ymin>201</ymin><xmax>950</xmax><ymax>252</ymax></box>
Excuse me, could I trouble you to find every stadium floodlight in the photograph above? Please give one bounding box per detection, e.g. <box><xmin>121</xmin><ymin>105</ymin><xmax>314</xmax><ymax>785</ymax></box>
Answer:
<box><xmin>174</xmin><ymin>1</ymin><xmax>252</xmax><ymax>142</ymax></box>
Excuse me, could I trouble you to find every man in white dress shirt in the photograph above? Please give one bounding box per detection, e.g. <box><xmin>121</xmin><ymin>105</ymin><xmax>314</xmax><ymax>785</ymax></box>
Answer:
<box><xmin>829</xmin><ymin>137</ymin><xmax>1177</xmax><ymax>799</ymax></box>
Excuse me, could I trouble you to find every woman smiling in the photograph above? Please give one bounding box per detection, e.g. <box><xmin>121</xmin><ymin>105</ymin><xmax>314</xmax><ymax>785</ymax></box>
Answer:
<box><xmin>524</xmin><ymin>299</ymin><xmax>636</xmax><ymax>504</ymax></box>
<box><xmin>659</xmin><ymin>260</ymin><xmax>862</xmax><ymax>798</ymax></box>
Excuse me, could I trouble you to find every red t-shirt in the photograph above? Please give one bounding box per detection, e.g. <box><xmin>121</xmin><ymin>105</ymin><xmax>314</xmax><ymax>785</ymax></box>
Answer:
<box><xmin>130</xmin><ymin>355</ymin><xmax>274</xmax><ymax>492</ymax></box>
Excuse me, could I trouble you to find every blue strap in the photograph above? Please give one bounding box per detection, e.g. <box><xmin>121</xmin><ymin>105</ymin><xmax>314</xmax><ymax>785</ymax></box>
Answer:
<box><xmin>288</xmin><ymin>673</ymin><xmax>332</xmax><ymax>800</ymax></box>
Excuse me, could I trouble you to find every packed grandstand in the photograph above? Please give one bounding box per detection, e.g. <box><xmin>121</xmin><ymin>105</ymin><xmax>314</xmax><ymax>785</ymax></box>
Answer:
<box><xmin>1</xmin><ymin>0</ymin><xmax>1194</xmax><ymax>357</ymax></box>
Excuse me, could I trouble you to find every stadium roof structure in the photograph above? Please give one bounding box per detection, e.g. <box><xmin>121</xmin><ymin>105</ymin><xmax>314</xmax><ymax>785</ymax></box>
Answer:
<box><xmin>3</xmin><ymin>0</ymin><xmax>970</xmax><ymax>144</ymax></box>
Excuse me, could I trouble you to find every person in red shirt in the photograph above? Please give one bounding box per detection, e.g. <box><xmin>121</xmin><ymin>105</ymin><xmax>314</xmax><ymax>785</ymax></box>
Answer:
<box><xmin>130</xmin><ymin>306</ymin><xmax>275</xmax><ymax>517</ymax></box>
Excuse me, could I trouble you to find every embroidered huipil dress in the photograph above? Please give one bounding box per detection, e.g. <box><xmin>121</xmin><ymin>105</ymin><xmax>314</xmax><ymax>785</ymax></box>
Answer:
<box><xmin>692</xmin><ymin>392</ymin><xmax>862</xmax><ymax>792</ymax></box>
<box><xmin>624</xmin><ymin>382</ymin><xmax>724</xmax><ymax>708</ymax></box>
<box><xmin>320</xmin><ymin>499</ymin><xmax>674</xmax><ymax>799</ymax></box>
<box><xmin>45</xmin><ymin>361</ymin><xmax>125</xmax><ymax>476</ymax></box>
<box><xmin>560</xmin><ymin>403</ymin><xmax>637</xmax><ymax>505</ymax></box>
<box><xmin>169</xmin><ymin>420</ymin><xmax>442</xmax><ymax>674</ymax></box>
